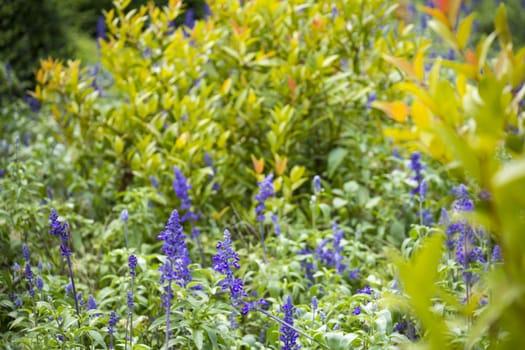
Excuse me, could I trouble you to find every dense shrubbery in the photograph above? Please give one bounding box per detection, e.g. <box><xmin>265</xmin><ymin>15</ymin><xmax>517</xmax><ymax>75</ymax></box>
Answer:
<box><xmin>1</xmin><ymin>0</ymin><xmax>524</xmax><ymax>349</ymax></box>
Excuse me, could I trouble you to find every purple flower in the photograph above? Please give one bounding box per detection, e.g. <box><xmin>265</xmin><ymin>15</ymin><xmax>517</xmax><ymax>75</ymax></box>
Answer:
<box><xmin>49</xmin><ymin>209</ymin><xmax>68</xmax><ymax>238</ymax></box>
<box><xmin>128</xmin><ymin>254</ymin><xmax>138</xmax><ymax>277</ymax></box>
<box><xmin>452</xmin><ymin>184</ymin><xmax>474</xmax><ymax>212</ymax></box>
<box><xmin>25</xmin><ymin>263</ymin><xmax>34</xmax><ymax>287</ymax></box>
<box><xmin>120</xmin><ymin>209</ymin><xmax>129</xmax><ymax>222</ymax></box>
<box><xmin>22</xmin><ymin>244</ymin><xmax>30</xmax><ymax>262</ymax></box>
<box><xmin>271</xmin><ymin>214</ymin><xmax>281</xmax><ymax>236</ymax></box>
<box><xmin>408</xmin><ymin>152</ymin><xmax>425</xmax><ymax>197</ymax></box>
<box><xmin>254</xmin><ymin>174</ymin><xmax>274</xmax><ymax>222</ymax></box>
<box><xmin>173</xmin><ymin>167</ymin><xmax>199</xmax><ymax>226</ymax></box>
<box><xmin>108</xmin><ymin>310</ymin><xmax>118</xmax><ymax>349</ymax></box>
<box><xmin>15</xmin><ymin>296</ymin><xmax>22</xmax><ymax>308</ymax></box>
<box><xmin>331</xmin><ymin>5</ymin><xmax>338</xmax><ymax>20</ymax></box>
<box><xmin>212</xmin><ymin>229</ymin><xmax>246</xmax><ymax>306</ymax></box>
<box><xmin>311</xmin><ymin>296</ymin><xmax>318</xmax><ymax>310</ymax></box>
<box><xmin>157</xmin><ymin>210</ymin><xmax>193</xmax><ymax>288</ymax></box>
<box><xmin>280</xmin><ymin>296</ymin><xmax>300</xmax><ymax>350</ymax></box>
<box><xmin>418</xmin><ymin>209</ymin><xmax>433</xmax><ymax>226</ymax></box>
<box><xmin>393</xmin><ymin>321</ymin><xmax>418</xmax><ymax>340</ymax></box>
<box><xmin>87</xmin><ymin>295</ymin><xmax>97</xmax><ymax>310</ymax></box>
<box><xmin>352</xmin><ymin>306</ymin><xmax>361</xmax><ymax>315</ymax></box>
<box><xmin>97</xmin><ymin>16</ymin><xmax>106</xmax><ymax>41</ymax></box>
<box><xmin>173</xmin><ymin>167</ymin><xmax>192</xmax><ymax>211</ymax></box>
<box><xmin>49</xmin><ymin>209</ymin><xmax>71</xmax><ymax>257</ymax></box>
<box><xmin>312</xmin><ymin>175</ymin><xmax>322</xmax><ymax>193</ymax></box>
<box><xmin>367</xmin><ymin>92</ymin><xmax>376</xmax><ymax>110</ymax></box>
<box><xmin>127</xmin><ymin>291</ymin><xmax>134</xmax><ymax>310</ymax></box>
<box><xmin>184</xmin><ymin>9</ymin><xmax>195</xmax><ymax>29</ymax></box>
<box><xmin>149</xmin><ymin>175</ymin><xmax>159</xmax><ymax>189</ymax></box>
<box><xmin>357</xmin><ymin>285</ymin><xmax>372</xmax><ymax>295</ymax></box>
<box><xmin>439</xmin><ymin>208</ymin><xmax>451</xmax><ymax>226</ymax></box>
<box><xmin>36</xmin><ymin>276</ymin><xmax>44</xmax><ymax>290</ymax></box>
<box><xmin>349</xmin><ymin>268</ymin><xmax>359</xmax><ymax>280</ymax></box>
<box><xmin>492</xmin><ymin>245</ymin><xmax>502</xmax><ymax>263</ymax></box>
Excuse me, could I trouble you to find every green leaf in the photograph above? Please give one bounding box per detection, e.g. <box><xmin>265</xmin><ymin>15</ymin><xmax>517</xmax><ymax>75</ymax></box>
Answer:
<box><xmin>193</xmin><ymin>329</ymin><xmax>204</xmax><ymax>350</ymax></box>
<box><xmin>494</xmin><ymin>4</ymin><xmax>512</xmax><ymax>48</ymax></box>
<box><xmin>457</xmin><ymin>13</ymin><xmax>476</xmax><ymax>50</ymax></box>
<box><xmin>327</xmin><ymin>148</ymin><xmax>348</xmax><ymax>178</ymax></box>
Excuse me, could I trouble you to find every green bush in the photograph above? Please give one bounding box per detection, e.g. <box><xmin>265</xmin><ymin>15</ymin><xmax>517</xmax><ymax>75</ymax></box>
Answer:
<box><xmin>35</xmin><ymin>0</ymin><xmax>414</xmax><ymax>243</ymax></box>
<box><xmin>0</xmin><ymin>0</ymin><xmax>73</xmax><ymax>89</ymax></box>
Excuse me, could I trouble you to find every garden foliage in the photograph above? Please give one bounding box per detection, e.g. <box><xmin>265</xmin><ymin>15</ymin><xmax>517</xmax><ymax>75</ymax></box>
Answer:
<box><xmin>2</xmin><ymin>0</ymin><xmax>524</xmax><ymax>349</ymax></box>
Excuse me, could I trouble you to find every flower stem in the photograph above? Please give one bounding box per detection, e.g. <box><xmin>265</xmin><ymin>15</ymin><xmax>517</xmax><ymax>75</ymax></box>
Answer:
<box><xmin>165</xmin><ymin>281</ymin><xmax>171</xmax><ymax>350</ymax></box>
<box><xmin>259</xmin><ymin>222</ymin><xmax>268</xmax><ymax>263</ymax></box>
<box><xmin>66</xmin><ymin>256</ymin><xmax>81</xmax><ymax>327</ymax></box>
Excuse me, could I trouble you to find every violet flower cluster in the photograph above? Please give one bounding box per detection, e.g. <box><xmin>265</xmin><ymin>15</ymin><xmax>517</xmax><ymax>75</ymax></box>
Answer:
<box><xmin>408</xmin><ymin>152</ymin><xmax>425</xmax><ymax>197</ymax></box>
<box><xmin>212</xmin><ymin>229</ymin><xmax>246</xmax><ymax>306</ymax></box>
<box><xmin>212</xmin><ymin>229</ymin><xmax>265</xmax><ymax>316</ymax></box>
<box><xmin>157</xmin><ymin>210</ymin><xmax>193</xmax><ymax>291</ymax></box>
<box><xmin>443</xmin><ymin>185</ymin><xmax>486</xmax><ymax>283</ymax></box>
<box><xmin>49</xmin><ymin>209</ymin><xmax>71</xmax><ymax>257</ymax></box>
<box><xmin>108</xmin><ymin>311</ymin><xmax>118</xmax><ymax>349</ymax></box>
<box><xmin>300</xmin><ymin>222</ymin><xmax>347</xmax><ymax>277</ymax></box>
<box><xmin>22</xmin><ymin>244</ymin><xmax>35</xmax><ymax>296</ymax></box>
<box><xmin>280</xmin><ymin>296</ymin><xmax>300</xmax><ymax>350</ymax></box>
<box><xmin>173</xmin><ymin>167</ymin><xmax>200</xmax><ymax>237</ymax></box>
<box><xmin>254</xmin><ymin>174</ymin><xmax>275</xmax><ymax>222</ymax></box>
<box><xmin>50</xmin><ymin>209</ymin><xmax>81</xmax><ymax>319</ymax></box>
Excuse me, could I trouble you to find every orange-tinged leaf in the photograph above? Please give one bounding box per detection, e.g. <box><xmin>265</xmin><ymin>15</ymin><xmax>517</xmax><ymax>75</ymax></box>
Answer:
<box><xmin>431</xmin><ymin>0</ymin><xmax>450</xmax><ymax>13</ymax></box>
<box><xmin>251</xmin><ymin>155</ymin><xmax>264</xmax><ymax>174</ymax></box>
<box><xmin>383</xmin><ymin>54</ymin><xmax>417</xmax><ymax>80</ymax></box>
<box><xmin>466</xmin><ymin>50</ymin><xmax>478</xmax><ymax>66</ymax></box>
<box><xmin>422</xmin><ymin>7</ymin><xmax>451</xmax><ymax>28</ymax></box>
<box><xmin>372</xmin><ymin>101</ymin><xmax>409</xmax><ymax>123</ymax></box>
<box><xmin>288</xmin><ymin>76</ymin><xmax>296</xmax><ymax>94</ymax></box>
<box><xmin>274</xmin><ymin>154</ymin><xmax>288</xmax><ymax>176</ymax></box>
<box><xmin>231</xmin><ymin>20</ymin><xmax>241</xmax><ymax>36</ymax></box>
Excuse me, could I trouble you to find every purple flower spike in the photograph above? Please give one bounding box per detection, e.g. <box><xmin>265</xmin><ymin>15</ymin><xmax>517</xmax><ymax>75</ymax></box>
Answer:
<box><xmin>280</xmin><ymin>296</ymin><xmax>300</xmax><ymax>350</ymax></box>
<box><xmin>254</xmin><ymin>174</ymin><xmax>274</xmax><ymax>222</ymax></box>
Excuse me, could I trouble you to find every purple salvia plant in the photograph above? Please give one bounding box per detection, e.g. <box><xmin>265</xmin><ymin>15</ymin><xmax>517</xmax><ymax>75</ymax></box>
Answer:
<box><xmin>172</xmin><ymin>167</ymin><xmax>202</xmax><ymax>258</ymax></box>
<box><xmin>157</xmin><ymin>210</ymin><xmax>192</xmax><ymax>348</ymax></box>
<box><xmin>280</xmin><ymin>296</ymin><xmax>300</xmax><ymax>350</ymax></box>
<box><xmin>49</xmin><ymin>209</ymin><xmax>81</xmax><ymax>324</ymax></box>
<box><xmin>312</xmin><ymin>175</ymin><xmax>322</xmax><ymax>194</ymax></box>
<box><xmin>254</xmin><ymin>174</ymin><xmax>274</xmax><ymax>222</ymax></box>
<box><xmin>126</xmin><ymin>254</ymin><xmax>137</xmax><ymax>349</ymax></box>
<box><xmin>447</xmin><ymin>185</ymin><xmax>485</xmax><ymax>304</ymax></box>
<box><xmin>108</xmin><ymin>311</ymin><xmax>118</xmax><ymax>349</ymax></box>
<box><xmin>121</xmin><ymin>209</ymin><xmax>129</xmax><ymax>249</ymax></box>
<box><xmin>212</xmin><ymin>229</ymin><xmax>245</xmax><ymax>306</ymax></box>
<box><xmin>254</xmin><ymin>174</ymin><xmax>274</xmax><ymax>262</ymax></box>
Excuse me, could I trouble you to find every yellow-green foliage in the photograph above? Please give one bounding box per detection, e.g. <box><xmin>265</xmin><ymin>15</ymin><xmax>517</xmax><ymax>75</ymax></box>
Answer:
<box><xmin>380</xmin><ymin>1</ymin><xmax>525</xmax><ymax>348</ymax></box>
<box><xmin>35</xmin><ymin>0</ymin><xmax>405</xmax><ymax>221</ymax></box>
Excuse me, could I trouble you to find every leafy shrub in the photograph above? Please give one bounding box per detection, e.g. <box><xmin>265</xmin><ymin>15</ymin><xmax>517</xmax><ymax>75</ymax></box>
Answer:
<box><xmin>380</xmin><ymin>1</ymin><xmax>525</xmax><ymax>347</ymax></box>
<box><xmin>35</xmin><ymin>0</ymin><xmax>414</xmax><ymax>243</ymax></box>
